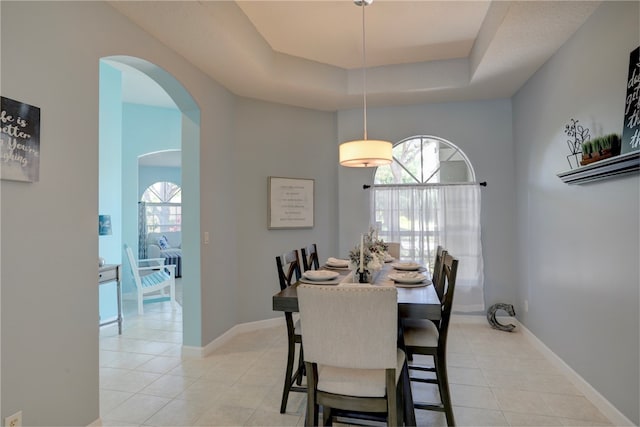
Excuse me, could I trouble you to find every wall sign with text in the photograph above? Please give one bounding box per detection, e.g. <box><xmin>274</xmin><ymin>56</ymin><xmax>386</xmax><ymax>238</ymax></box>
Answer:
<box><xmin>622</xmin><ymin>46</ymin><xmax>640</xmax><ymax>154</ymax></box>
<box><xmin>268</xmin><ymin>177</ymin><xmax>314</xmax><ymax>229</ymax></box>
<box><xmin>1</xmin><ymin>96</ymin><xmax>41</xmax><ymax>182</ymax></box>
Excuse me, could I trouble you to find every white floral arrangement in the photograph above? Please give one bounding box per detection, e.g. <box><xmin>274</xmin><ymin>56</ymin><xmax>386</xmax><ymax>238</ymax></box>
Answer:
<box><xmin>365</xmin><ymin>226</ymin><xmax>388</xmax><ymax>262</ymax></box>
<box><xmin>348</xmin><ymin>245</ymin><xmax>373</xmax><ymax>272</ymax></box>
<box><xmin>348</xmin><ymin>227</ymin><xmax>389</xmax><ymax>272</ymax></box>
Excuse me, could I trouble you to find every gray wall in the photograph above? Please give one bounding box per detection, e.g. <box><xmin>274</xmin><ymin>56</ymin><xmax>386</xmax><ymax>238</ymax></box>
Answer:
<box><xmin>512</xmin><ymin>2</ymin><xmax>640</xmax><ymax>424</ymax></box>
<box><xmin>233</xmin><ymin>98</ymin><xmax>338</xmax><ymax>323</ymax></box>
<box><xmin>337</xmin><ymin>99</ymin><xmax>518</xmax><ymax>311</ymax></box>
<box><xmin>1</xmin><ymin>0</ymin><xmax>637</xmax><ymax>425</ymax></box>
<box><xmin>0</xmin><ymin>1</ymin><xmax>235</xmax><ymax>424</ymax></box>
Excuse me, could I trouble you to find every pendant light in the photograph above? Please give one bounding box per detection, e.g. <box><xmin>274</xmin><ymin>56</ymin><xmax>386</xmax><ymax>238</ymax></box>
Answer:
<box><xmin>339</xmin><ymin>0</ymin><xmax>392</xmax><ymax>168</ymax></box>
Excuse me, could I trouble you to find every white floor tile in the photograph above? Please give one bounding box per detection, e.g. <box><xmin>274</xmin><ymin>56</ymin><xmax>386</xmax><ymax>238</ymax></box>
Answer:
<box><xmin>100</xmin><ymin>308</ymin><xmax>614</xmax><ymax>427</ymax></box>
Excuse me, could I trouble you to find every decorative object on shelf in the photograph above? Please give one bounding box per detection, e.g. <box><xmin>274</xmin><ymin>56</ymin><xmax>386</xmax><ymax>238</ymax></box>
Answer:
<box><xmin>563</xmin><ymin>118</ymin><xmax>590</xmax><ymax>169</ymax></box>
<box><xmin>580</xmin><ymin>133</ymin><xmax>622</xmax><ymax>165</ymax></box>
<box><xmin>486</xmin><ymin>303</ymin><xmax>516</xmax><ymax>332</ymax></box>
<box><xmin>99</xmin><ymin>214</ymin><xmax>112</xmax><ymax>236</ymax></box>
<box><xmin>1</xmin><ymin>96</ymin><xmax>41</xmax><ymax>182</ymax></box>
<box><xmin>338</xmin><ymin>0</ymin><xmax>392</xmax><ymax>168</ymax></box>
<box><xmin>621</xmin><ymin>46</ymin><xmax>639</xmax><ymax>155</ymax></box>
<box><xmin>99</xmin><ymin>214</ymin><xmax>112</xmax><ymax>267</ymax></box>
<box><xmin>557</xmin><ymin>150</ymin><xmax>640</xmax><ymax>185</ymax></box>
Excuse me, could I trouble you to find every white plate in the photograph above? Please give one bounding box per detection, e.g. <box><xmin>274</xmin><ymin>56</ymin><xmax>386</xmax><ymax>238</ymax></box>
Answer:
<box><xmin>303</xmin><ymin>270</ymin><xmax>340</xmax><ymax>281</ymax></box>
<box><xmin>394</xmin><ymin>282</ymin><xmax>429</xmax><ymax>288</ymax></box>
<box><xmin>326</xmin><ymin>258</ymin><xmax>350</xmax><ymax>268</ymax></box>
<box><xmin>391</xmin><ymin>262</ymin><xmax>421</xmax><ymax>271</ymax></box>
<box><xmin>300</xmin><ymin>278</ymin><xmax>340</xmax><ymax>285</ymax></box>
<box><xmin>388</xmin><ymin>272</ymin><xmax>427</xmax><ymax>284</ymax></box>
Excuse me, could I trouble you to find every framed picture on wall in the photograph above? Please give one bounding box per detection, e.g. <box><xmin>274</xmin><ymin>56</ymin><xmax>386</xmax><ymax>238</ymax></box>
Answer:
<box><xmin>1</xmin><ymin>96</ymin><xmax>41</xmax><ymax>182</ymax></box>
<box><xmin>268</xmin><ymin>176</ymin><xmax>314</xmax><ymax>229</ymax></box>
<box><xmin>621</xmin><ymin>45</ymin><xmax>640</xmax><ymax>154</ymax></box>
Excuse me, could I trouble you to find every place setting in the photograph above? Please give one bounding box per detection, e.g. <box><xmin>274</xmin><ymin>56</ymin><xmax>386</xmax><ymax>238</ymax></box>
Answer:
<box><xmin>387</xmin><ymin>271</ymin><xmax>431</xmax><ymax>288</ymax></box>
<box><xmin>300</xmin><ymin>269</ymin><xmax>341</xmax><ymax>285</ymax></box>
<box><xmin>323</xmin><ymin>257</ymin><xmax>351</xmax><ymax>270</ymax></box>
<box><xmin>390</xmin><ymin>261</ymin><xmax>427</xmax><ymax>272</ymax></box>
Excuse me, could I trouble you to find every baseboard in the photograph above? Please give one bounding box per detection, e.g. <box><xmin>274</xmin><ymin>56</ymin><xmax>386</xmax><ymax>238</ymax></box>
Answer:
<box><xmin>182</xmin><ymin>317</ymin><xmax>284</xmax><ymax>358</ymax></box>
<box><xmin>500</xmin><ymin>316</ymin><xmax>634</xmax><ymax>427</ymax></box>
<box><xmin>87</xmin><ymin>418</ymin><xmax>102</xmax><ymax>426</ymax></box>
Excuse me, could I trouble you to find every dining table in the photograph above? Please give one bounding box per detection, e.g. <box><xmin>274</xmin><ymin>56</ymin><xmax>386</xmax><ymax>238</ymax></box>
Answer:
<box><xmin>272</xmin><ymin>260</ymin><xmax>442</xmax><ymax>426</ymax></box>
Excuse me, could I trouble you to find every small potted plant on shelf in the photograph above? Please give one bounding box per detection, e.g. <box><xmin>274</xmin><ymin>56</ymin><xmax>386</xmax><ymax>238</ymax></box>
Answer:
<box><xmin>580</xmin><ymin>133</ymin><xmax>622</xmax><ymax>166</ymax></box>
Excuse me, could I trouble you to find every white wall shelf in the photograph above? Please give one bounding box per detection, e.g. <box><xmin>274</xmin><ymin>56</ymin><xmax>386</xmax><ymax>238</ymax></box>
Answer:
<box><xmin>557</xmin><ymin>151</ymin><xmax>640</xmax><ymax>184</ymax></box>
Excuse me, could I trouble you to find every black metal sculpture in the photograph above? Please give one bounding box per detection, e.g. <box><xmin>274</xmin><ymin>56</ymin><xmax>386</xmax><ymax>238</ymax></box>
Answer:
<box><xmin>487</xmin><ymin>303</ymin><xmax>516</xmax><ymax>332</ymax></box>
<box><xmin>564</xmin><ymin>118</ymin><xmax>591</xmax><ymax>169</ymax></box>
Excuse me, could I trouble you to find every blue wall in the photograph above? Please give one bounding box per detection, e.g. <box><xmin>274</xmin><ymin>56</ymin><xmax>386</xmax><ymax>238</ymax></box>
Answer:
<box><xmin>98</xmin><ymin>61</ymin><xmax>124</xmax><ymax>321</ymax></box>
<box><xmin>98</xmin><ymin>64</ymin><xmax>182</xmax><ymax>313</ymax></box>
<box><xmin>121</xmin><ymin>104</ymin><xmax>182</xmax><ymax>294</ymax></box>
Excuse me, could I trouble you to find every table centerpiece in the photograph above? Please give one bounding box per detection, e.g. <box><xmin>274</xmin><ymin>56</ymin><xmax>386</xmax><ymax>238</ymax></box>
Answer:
<box><xmin>348</xmin><ymin>227</ymin><xmax>389</xmax><ymax>283</ymax></box>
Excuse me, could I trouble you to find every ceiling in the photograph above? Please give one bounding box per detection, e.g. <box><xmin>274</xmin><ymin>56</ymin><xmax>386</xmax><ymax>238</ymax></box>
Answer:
<box><xmin>109</xmin><ymin>0</ymin><xmax>600</xmax><ymax>111</ymax></box>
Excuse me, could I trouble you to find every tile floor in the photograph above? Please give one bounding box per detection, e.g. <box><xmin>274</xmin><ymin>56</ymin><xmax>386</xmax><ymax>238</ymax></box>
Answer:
<box><xmin>100</xmin><ymin>290</ymin><xmax>613</xmax><ymax>426</ymax></box>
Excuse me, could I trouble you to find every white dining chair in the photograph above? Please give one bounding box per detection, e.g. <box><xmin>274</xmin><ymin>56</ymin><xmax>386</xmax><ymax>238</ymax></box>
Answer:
<box><xmin>387</xmin><ymin>242</ymin><xmax>400</xmax><ymax>260</ymax></box>
<box><xmin>125</xmin><ymin>245</ymin><xmax>176</xmax><ymax>315</ymax></box>
<box><xmin>298</xmin><ymin>284</ymin><xmax>407</xmax><ymax>426</ymax></box>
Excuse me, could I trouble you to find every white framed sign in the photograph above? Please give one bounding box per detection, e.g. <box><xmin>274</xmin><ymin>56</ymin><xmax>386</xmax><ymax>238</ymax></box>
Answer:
<box><xmin>268</xmin><ymin>176</ymin><xmax>314</xmax><ymax>229</ymax></box>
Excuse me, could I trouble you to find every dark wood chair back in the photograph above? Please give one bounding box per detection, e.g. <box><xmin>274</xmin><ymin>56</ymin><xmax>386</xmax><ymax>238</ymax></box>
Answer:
<box><xmin>432</xmin><ymin>245</ymin><xmax>446</xmax><ymax>301</ymax></box>
<box><xmin>437</xmin><ymin>252</ymin><xmax>459</xmax><ymax>347</ymax></box>
<box><xmin>301</xmin><ymin>243</ymin><xmax>319</xmax><ymax>271</ymax></box>
<box><xmin>276</xmin><ymin>250</ymin><xmax>301</xmax><ymax>291</ymax></box>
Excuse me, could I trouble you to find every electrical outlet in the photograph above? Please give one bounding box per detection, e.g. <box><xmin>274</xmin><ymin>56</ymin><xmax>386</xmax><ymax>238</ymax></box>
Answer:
<box><xmin>524</xmin><ymin>299</ymin><xmax>529</xmax><ymax>313</ymax></box>
<box><xmin>5</xmin><ymin>411</ymin><xmax>22</xmax><ymax>427</ymax></box>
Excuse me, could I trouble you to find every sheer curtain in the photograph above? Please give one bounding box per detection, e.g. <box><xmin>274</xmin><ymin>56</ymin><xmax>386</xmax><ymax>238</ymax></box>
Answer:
<box><xmin>372</xmin><ymin>184</ymin><xmax>484</xmax><ymax>312</ymax></box>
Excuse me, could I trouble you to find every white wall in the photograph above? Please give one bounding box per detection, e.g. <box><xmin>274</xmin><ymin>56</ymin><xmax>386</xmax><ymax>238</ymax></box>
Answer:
<box><xmin>512</xmin><ymin>2</ymin><xmax>639</xmax><ymax>424</ymax></box>
<box><xmin>0</xmin><ymin>1</ymin><xmax>235</xmax><ymax>424</ymax></box>
<box><xmin>337</xmin><ymin>99</ymin><xmax>518</xmax><ymax>310</ymax></box>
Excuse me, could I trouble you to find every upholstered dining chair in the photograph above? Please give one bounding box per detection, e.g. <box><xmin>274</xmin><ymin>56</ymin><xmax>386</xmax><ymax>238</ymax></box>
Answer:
<box><xmin>125</xmin><ymin>245</ymin><xmax>176</xmax><ymax>315</ymax></box>
<box><xmin>387</xmin><ymin>242</ymin><xmax>401</xmax><ymax>260</ymax></box>
<box><xmin>301</xmin><ymin>243</ymin><xmax>320</xmax><ymax>271</ymax></box>
<box><xmin>275</xmin><ymin>249</ymin><xmax>306</xmax><ymax>413</ymax></box>
<box><xmin>298</xmin><ymin>284</ymin><xmax>407</xmax><ymax>426</ymax></box>
<box><xmin>401</xmin><ymin>252</ymin><xmax>459</xmax><ymax>426</ymax></box>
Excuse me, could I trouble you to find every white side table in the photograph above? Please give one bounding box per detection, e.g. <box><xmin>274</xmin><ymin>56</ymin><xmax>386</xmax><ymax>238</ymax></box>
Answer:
<box><xmin>99</xmin><ymin>264</ymin><xmax>122</xmax><ymax>334</ymax></box>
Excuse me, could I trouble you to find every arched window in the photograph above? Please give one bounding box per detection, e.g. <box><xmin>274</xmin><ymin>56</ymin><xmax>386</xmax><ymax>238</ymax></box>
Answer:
<box><xmin>374</xmin><ymin>135</ymin><xmax>475</xmax><ymax>185</ymax></box>
<box><xmin>141</xmin><ymin>181</ymin><xmax>181</xmax><ymax>234</ymax></box>
<box><xmin>372</xmin><ymin>136</ymin><xmax>484</xmax><ymax>312</ymax></box>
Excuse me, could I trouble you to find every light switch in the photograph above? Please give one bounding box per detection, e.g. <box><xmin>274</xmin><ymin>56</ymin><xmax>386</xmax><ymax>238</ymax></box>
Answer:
<box><xmin>204</xmin><ymin>231</ymin><xmax>210</xmax><ymax>245</ymax></box>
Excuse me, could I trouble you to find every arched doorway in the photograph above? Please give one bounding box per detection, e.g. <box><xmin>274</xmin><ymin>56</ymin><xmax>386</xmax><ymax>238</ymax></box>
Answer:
<box><xmin>98</xmin><ymin>56</ymin><xmax>202</xmax><ymax>346</ymax></box>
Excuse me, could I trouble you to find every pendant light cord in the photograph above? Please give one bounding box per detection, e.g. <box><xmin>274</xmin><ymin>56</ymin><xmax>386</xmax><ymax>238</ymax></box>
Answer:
<box><xmin>361</xmin><ymin>0</ymin><xmax>368</xmax><ymax>141</ymax></box>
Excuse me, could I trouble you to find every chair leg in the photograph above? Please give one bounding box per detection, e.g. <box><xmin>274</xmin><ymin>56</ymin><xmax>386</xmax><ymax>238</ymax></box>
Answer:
<box><xmin>386</xmin><ymin>369</ymin><xmax>397</xmax><ymax>427</ymax></box>
<box><xmin>296</xmin><ymin>342</ymin><xmax>305</xmax><ymax>385</ymax></box>
<box><xmin>170</xmin><ymin>283</ymin><xmax>176</xmax><ymax>311</ymax></box>
<box><xmin>322</xmin><ymin>406</ymin><xmax>332</xmax><ymax>426</ymax></box>
<box><xmin>138</xmin><ymin>291</ymin><xmax>144</xmax><ymax>315</ymax></box>
<box><xmin>435</xmin><ymin>349</ymin><xmax>455</xmax><ymax>426</ymax></box>
<box><xmin>281</xmin><ymin>313</ymin><xmax>298</xmax><ymax>414</ymax></box>
<box><xmin>280</xmin><ymin>336</ymin><xmax>296</xmax><ymax>413</ymax></box>
<box><xmin>305</xmin><ymin>362</ymin><xmax>319</xmax><ymax>427</ymax></box>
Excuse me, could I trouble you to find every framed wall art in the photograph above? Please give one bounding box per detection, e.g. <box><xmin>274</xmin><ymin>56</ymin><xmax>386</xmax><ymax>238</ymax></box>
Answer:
<box><xmin>1</xmin><ymin>96</ymin><xmax>41</xmax><ymax>182</ymax></box>
<box><xmin>268</xmin><ymin>176</ymin><xmax>314</xmax><ymax>229</ymax></box>
<box><xmin>622</xmin><ymin>45</ymin><xmax>640</xmax><ymax>154</ymax></box>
